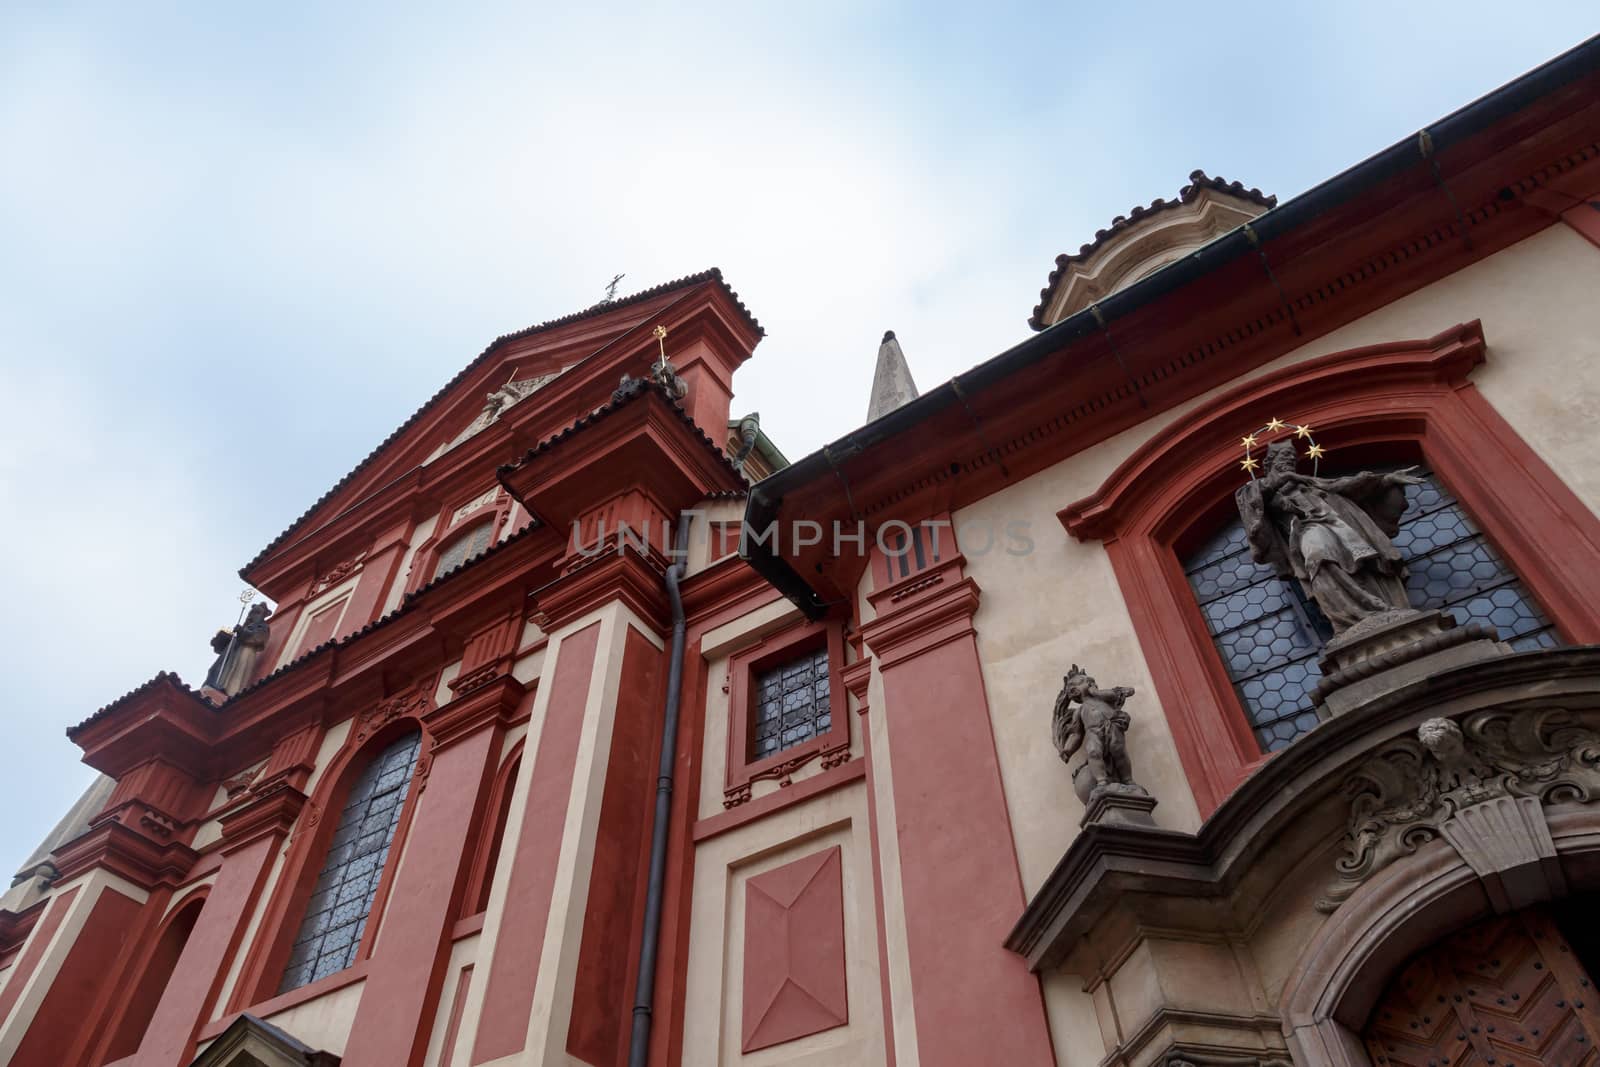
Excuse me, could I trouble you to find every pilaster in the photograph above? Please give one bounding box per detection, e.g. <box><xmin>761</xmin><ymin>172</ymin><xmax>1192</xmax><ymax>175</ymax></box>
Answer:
<box><xmin>860</xmin><ymin>556</ymin><xmax>1056</xmax><ymax>1067</ymax></box>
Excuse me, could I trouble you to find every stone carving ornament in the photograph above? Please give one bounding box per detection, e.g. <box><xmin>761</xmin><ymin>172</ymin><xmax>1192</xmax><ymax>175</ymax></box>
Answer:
<box><xmin>1051</xmin><ymin>665</ymin><xmax>1147</xmax><ymax>804</ymax></box>
<box><xmin>1235</xmin><ymin>441</ymin><xmax>1424</xmax><ymax>632</ymax></box>
<box><xmin>1319</xmin><ymin>707</ymin><xmax>1600</xmax><ymax>910</ymax></box>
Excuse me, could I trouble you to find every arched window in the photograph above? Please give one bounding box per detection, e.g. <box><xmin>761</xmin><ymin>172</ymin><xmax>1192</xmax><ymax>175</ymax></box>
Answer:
<box><xmin>1183</xmin><ymin>464</ymin><xmax>1561</xmax><ymax>751</ymax></box>
<box><xmin>278</xmin><ymin>728</ymin><xmax>421</xmax><ymax>992</ymax></box>
<box><xmin>100</xmin><ymin>894</ymin><xmax>205</xmax><ymax>1062</ymax></box>
<box><xmin>433</xmin><ymin>521</ymin><xmax>495</xmax><ymax>580</ymax></box>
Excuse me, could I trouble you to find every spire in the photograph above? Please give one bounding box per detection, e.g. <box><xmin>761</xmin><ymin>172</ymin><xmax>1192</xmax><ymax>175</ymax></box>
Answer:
<box><xmin>866</xmin><ymin>330</ymin><xmax>919</xmax><ymax>422</ymax></box>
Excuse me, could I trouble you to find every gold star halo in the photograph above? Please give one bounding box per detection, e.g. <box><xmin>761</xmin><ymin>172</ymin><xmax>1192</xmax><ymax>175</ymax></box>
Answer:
<box><xmin>1233</xmin><ymin>417</ymin><xmax>1326</xmax><ymax>481</ymax></box>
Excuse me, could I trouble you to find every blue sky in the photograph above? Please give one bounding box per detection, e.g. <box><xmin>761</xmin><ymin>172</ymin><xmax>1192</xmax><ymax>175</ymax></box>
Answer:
<box><xmin>0</xmin><ymin>3</ymin><xmax>1594</xmax><ymax>871</ymax></box>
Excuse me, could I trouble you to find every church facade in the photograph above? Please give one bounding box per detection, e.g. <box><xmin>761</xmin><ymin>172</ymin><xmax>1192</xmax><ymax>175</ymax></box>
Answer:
<box><xmin>3</xmin><ymin>36</ymin><xmax>1600</xmax><ymax>1067</ymax></box>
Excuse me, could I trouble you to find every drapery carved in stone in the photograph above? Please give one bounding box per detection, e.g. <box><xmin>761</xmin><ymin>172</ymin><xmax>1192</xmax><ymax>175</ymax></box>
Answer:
<box><xmin>1320</xmin><ymin>708</ymin><xmax>1600</xmax><ymax>910</ymax></box>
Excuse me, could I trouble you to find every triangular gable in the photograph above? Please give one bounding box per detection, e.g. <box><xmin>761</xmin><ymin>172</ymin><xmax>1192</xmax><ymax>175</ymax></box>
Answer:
<box><xmin>240</xmin><ymin>269</ymin><xmax>760</xmax><ymax>585</ymax></box>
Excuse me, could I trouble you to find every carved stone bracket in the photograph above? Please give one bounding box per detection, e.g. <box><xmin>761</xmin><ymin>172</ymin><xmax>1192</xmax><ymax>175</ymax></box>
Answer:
<box><xmin>1320</xmin><ymin>707</ymin><xmax>1600</xmax><ymax>910</ymax></box>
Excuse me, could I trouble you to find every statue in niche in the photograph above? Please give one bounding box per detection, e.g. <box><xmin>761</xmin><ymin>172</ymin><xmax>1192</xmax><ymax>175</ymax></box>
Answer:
<box><xmin>1052</xmin><ymin>665</ymin><xmax>1146</xmax><ymax>804</ymax></box>
<box><xmin>1236</xmin><ymin>441</ymin><xmax>1424</xmax><ymax>633</ymax></box>
<box><xmin>205</xmin><ymin>602</ymin><xmax>272</xmax><ymax>697</ymax></box>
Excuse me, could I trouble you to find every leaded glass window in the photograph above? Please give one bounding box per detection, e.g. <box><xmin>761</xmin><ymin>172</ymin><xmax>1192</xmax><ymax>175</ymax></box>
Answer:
<box><xmin>279</xmin><ymin>729</ymin><xmax>421</xmax><ymax>992</ymax></box>
<box><xmin>434</xmin><ymin>521</ymin><xmax>494</xmax><ymax>579</ymax></box>
<box><xmin>750</xmin><ymin>647</ymin><xmax>831</xmax><ymax>761</ymax></box>
<box><xmin>1183</xmin><ymin>464</ymin><xmax>1559</xmax><ymax>753</ymax></box>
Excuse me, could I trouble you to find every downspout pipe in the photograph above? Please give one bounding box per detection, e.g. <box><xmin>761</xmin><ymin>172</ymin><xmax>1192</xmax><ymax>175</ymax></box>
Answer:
<box><xmin>628</xmin><ymin>512</ymin><xmax>692</xmax><ymax>1067</ymax></box>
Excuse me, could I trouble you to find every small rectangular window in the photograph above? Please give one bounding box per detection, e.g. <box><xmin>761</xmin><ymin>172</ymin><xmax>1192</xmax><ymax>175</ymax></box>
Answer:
<box><xmin>749</xmin><ymin>647</ymin><xmax>832</xmax><ymax>762</ymax></box>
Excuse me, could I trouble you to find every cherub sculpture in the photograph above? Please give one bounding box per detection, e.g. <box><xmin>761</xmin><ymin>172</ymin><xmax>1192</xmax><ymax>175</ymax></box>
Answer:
<box><xmin>1052</xmin><ymin>664</ymin><xmax>1145</xmax><ymax>804</ymax></box>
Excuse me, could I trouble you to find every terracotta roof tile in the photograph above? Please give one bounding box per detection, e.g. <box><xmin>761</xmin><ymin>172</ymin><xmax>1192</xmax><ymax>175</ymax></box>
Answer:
<box><xmin>1029</xmin><ymin>171</ymin><xmax>1276</xmax><ymax>330</ymax></box>
<box><xmin>496</xmin><ymin>376</ymin><xmax>750</xmax><ymax>490</ymax></box>
<box><xmin>164</xmin><ymin>385</ymin><xmax>749</xmax><ymax>720</ymax></box>
<box><xmin>241</xmin><ymin>269</ymin><xmax>760</xmax><ymax>580</ymax></box>
<box><xmin>66</xmin><ymin>671</ymin><xmax>214</xmax><ymax>740</ymax></box>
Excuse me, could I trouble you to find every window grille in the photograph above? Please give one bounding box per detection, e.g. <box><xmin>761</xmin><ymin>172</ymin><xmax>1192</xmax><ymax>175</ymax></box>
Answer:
<box><xmin>1183</xmin><ymin>466</ymin><xmax>1558</xmax><ymax>752</ymax></box>
<box><xmin>279</xmin><ymin>729</ymin><xmax>421</xmax><ymax>991</ymax></box>
<box><xmin>750</xmin><ymin>647</ymin><xmax>832</xmax><ymax>761</ymax></box>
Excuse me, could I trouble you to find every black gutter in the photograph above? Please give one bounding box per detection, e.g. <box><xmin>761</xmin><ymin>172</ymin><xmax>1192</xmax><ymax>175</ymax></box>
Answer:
<box><xmin>628</xmin><ymin>512</ymin><xmax>692</xmax><ymax>1067</ymax></box>
<box><xmin>742</xmin><ymin>33</ymin><xmax>1600</xmax><ymax>614</ymax></box>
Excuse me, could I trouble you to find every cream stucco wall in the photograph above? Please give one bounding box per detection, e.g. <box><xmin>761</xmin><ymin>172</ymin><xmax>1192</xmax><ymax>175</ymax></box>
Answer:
<box><xmin>951</xmin><ymin>221</ymin><xmax>1600</xmax><ymax>1065</ymax></box>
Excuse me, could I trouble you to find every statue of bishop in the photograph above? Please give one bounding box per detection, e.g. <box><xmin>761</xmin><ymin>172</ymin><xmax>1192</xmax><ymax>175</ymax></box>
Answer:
<box><xmin>205</xmin><ymin>602</ymin><xmax>272</xmax><ymax>697</ymax></box>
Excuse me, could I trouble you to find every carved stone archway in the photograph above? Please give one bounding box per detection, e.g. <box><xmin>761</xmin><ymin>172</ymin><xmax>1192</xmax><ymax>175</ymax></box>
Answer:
<box><xmin>1280</xmin><ymin>805</ymin><xmax>1600</xmax><ymax>1065</ymax></box>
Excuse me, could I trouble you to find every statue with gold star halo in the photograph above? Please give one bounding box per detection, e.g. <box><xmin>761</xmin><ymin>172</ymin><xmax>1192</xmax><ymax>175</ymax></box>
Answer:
<box><xmin>1234</xmin><ymin>421</ymin><xmax>1424</xmax><ymax>634</ymax></box>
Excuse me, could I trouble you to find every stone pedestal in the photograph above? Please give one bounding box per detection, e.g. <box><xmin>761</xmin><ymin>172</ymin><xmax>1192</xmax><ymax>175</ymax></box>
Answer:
<box><xmin>1081</xmin><ymin>786</ymin><xmax>1159</xmax><ymax>829</ymax></box>
<box><xmin>1314</xmin><ymin>609</ymin><xmax>1506</xmax><ymax>718</ymax></box>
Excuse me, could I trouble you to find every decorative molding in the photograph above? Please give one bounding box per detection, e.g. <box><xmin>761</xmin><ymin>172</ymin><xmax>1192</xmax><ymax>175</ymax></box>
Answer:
<box><xmin>353</xmin><ymin>684</ymin><xmax>435</xmax><ymax>748</ymax></box>
<box><xmin>1319</xmin><ymin>708</ymin><xmax>1600</xmax><ymax>910</ymax></box>
<box><xmin>222</xmin><ymin>766</ymin><xmax>262</xmax><ymax>800</ymax></box>
<box><xmin>741</xmin><ymin>846</ymin><xmax>849</xmax><ymax>1052</ymax></box>
<box><xmin>694</xmin><ymin>760</ymin><xmax>866</xmax><ymax>843</ymax></box>
<box><xmin>307</xmin><ymin>551</ymin><xmax>367</xmax><ymax>598</ymax></box>
<box><xmin>50</xmin><ymin>819</ymin><xmax>199</xmax><ymax>889</ymax></box>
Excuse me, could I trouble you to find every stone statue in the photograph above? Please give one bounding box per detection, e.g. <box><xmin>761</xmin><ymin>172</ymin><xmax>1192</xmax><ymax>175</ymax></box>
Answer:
<box><xmin>1236</xmin><ymin>442</ymin><xmax>1424</xmax><ymax>633</ymax></box>
<box><xmin>1052</xmin><ymin>665</ymin><xmax>1146</xmax><ymax>805</ymax></box>
<box><xmin>205</xmin><ymin>602</ymin><xmax>272</xmax><ymax>697</ymax></box>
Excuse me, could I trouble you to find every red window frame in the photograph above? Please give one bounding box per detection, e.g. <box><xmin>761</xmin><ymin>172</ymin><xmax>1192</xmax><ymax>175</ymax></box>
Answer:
<box><xmin>405</xmin><ymin>489</ymin><xmax>516</xmax><ymax>596</ymax></box>
<box><xmin>723</xmin><ymin>620</ymin><xmax>849</xmax><ymax>808</ymax></box>
<box><xmin>1060</xmin><ymin>323</ymin><xmax>1600</xmax><ymax>815</ymax></box>
<box><xmin>229</xmin><ymin>709</ymin><xmax>433</xmax><ymax>1014</ymax></box>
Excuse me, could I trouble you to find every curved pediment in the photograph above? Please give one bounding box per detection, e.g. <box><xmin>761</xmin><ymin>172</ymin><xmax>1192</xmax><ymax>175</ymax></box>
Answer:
<box><xmin>1031</xmin><ymin>171</ymin><xmax>1276</xmax><ymax>330</ymax></box>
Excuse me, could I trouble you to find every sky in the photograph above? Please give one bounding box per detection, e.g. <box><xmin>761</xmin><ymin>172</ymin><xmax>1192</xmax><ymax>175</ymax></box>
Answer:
<box><xmin>0</xmin><ymin>2</ymin><xmax>1595</xmax><ymax>872</ymax></box>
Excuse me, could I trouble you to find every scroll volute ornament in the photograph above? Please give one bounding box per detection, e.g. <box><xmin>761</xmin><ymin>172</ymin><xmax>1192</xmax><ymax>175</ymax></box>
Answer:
<box><xmin>1320</xmin><ymin>708</ymin><xmax>1600</xmax><ymax>911</ymax></box>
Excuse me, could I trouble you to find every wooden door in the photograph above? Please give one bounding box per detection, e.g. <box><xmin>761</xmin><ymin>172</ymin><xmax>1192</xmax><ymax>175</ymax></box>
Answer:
<box><xmin>1364</xmin><ymin>908</ymin><xmax>1600</xmax><ymax>1066</ymax></box>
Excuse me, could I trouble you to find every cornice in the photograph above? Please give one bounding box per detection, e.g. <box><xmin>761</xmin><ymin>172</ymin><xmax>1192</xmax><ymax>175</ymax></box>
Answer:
<box><xmin>425</xmin><ymin>674</ymin><xmax>526</xmax><ymax>750</ymax></box>
<box><xmin>51</xmin><ymin>819</ymin><xmax>200</xmax><ymax>890</ymax></box>
<box><xmin>859</xmin><ymin>574</ymin><xmax>982</xmax><ymax>669</ymax></box>
<box><xmin>217</xmin><ymin>780</ymin><xmax>310</xmax><ymax>853</ymax></box>
<box><xmin>531</xmin><ymin>547</ymin><xmax>672</xmax><ymax>634</ymax></box>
